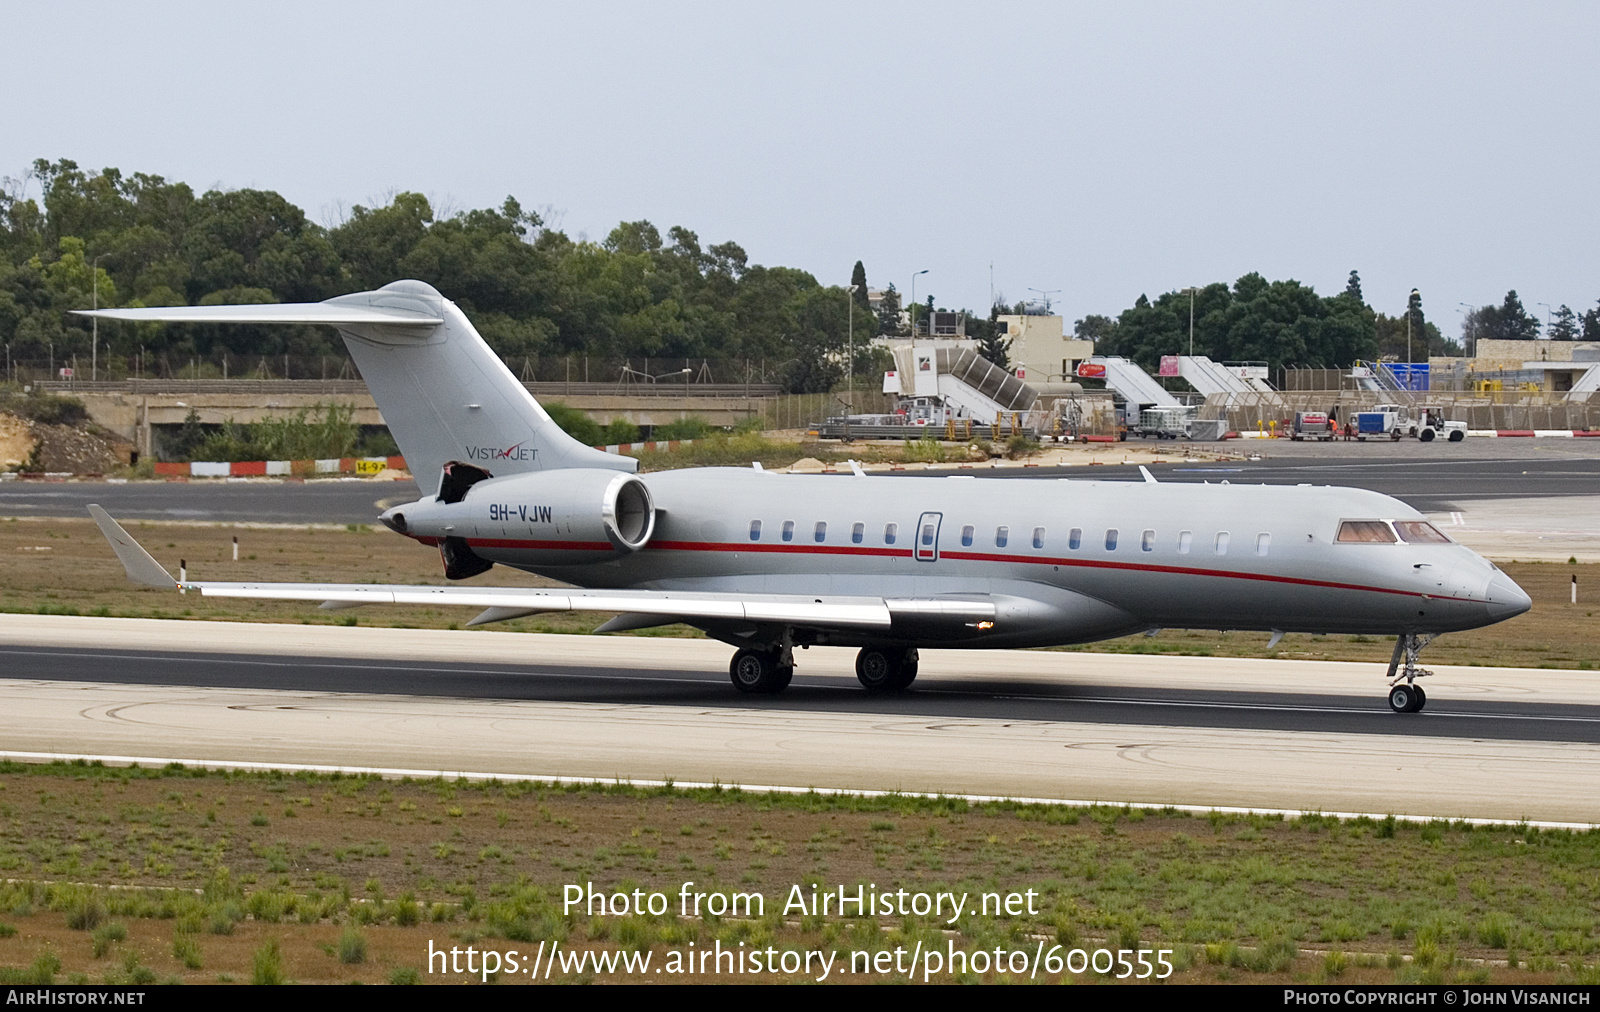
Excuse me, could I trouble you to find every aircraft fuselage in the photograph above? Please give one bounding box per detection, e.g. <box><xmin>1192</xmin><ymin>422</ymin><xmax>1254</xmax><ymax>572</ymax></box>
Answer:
<box><xmin>387</xmin><ymin>468</ymin><xmax>1531</xmax><ymax>650</ymax></box>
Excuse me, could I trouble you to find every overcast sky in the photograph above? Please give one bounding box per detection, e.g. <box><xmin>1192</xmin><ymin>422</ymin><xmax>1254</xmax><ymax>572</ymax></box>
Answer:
<box><xmin>7</xmin><ymin>2</ymin><xmax>1597</xmax><ymax>333</ymax></box>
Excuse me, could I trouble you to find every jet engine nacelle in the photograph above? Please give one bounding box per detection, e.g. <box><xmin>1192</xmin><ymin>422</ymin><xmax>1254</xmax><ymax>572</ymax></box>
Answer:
<box><xmin>381</xmin><ymin>466</ymin><xmax>657</xmax><ymax>573</ymax></box>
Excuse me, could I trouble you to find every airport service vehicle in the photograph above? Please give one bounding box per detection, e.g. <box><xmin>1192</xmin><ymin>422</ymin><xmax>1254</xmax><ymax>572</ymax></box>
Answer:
<box><xmin>1291</xmin><ymin>412</ymin><xmax>1334</xmax><ymax>441</ymax></box>
<box><xmin>1354</xmin><ymin>405</ymin><xmax>1466</xmax><ymax>443</ymax></box>
<box><xmin>1399</xmin><ymin>405</ymin><xmax>1467</xmax><ymax>443</ymax></box>
<box><xmin>80</xmin><ymin>282</ymin><xmax>1530</xmax><ymax>713</ymax></box>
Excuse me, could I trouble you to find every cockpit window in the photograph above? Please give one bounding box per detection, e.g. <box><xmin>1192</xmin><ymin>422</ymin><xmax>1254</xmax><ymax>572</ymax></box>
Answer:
<box><xmin>1337</xmin><ymin>520</ymin><xmax>1397</xmax><ymax>544</ymax></box>
<box><xmin>1394</xmin><ymin>521</ymin><xmax>1451</xmax><ymax>544</ymax></box>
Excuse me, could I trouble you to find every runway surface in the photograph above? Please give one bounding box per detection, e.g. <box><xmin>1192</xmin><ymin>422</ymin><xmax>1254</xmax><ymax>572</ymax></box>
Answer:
<box><xmin>926</xmin><ymin>455</ymin><xmax>1600</xmax><ymax>512</ymax></box>
<box><xmin>3</xmin><ymin>454</ymin><xmax>1598</xmax><ymax>525</ymax></box>
<box><xmin>2</xmin><ymin>616</ymin><xmax>1596</xmax><ymax>824</ymax></box>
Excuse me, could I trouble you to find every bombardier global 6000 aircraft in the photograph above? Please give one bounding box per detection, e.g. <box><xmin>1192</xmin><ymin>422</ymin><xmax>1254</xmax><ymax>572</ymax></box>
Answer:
<box><xmin>81</xmin><ymin>281</ymin><xmax>1531</xmax><ymax>712</ymax></box>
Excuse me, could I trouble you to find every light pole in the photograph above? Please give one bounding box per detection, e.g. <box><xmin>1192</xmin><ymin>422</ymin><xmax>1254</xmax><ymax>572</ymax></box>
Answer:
<box><xmin>91</xmin><ymin>253</ymin><xmax>108</xmax><ymax>382</ymax></box>
<box><xmin>909</xmin><ymin>270</ymin><xmax>928</xmax><ymax>339</ymax></box>
<box><xmin>1179</xmin><ymin>287</ymin><xmax>1200</xmax><ymax>357</ymax></box>
<box><xmin>846</xmin><ymin>284</ymin><xmax>858</xmax><ymax>413</ymax></box>
<box><xmin>1457</xmin><ymin>302</ymin><xmax>1477</xmax><ymax>358</ymax></box>
<box><xmin>1537</xmin><ymin>302</ymin><xmax>1553</xmax><ymax>338</ymax></box>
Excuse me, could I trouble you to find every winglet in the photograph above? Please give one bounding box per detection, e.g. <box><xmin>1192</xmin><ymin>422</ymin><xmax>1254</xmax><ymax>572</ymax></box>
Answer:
<box><xmin>1139</xmin><ymin>465</ymin><xmax>1157</xmax><ymax>484</ymax></box>
<box><xmin>87</xmin><ymin>505</ymin><xmax>178</xmax><ymax>588</ymax></box>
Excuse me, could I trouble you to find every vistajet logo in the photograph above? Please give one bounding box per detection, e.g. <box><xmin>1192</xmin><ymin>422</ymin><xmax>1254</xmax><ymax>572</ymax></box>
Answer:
<box><xmin>466</xmin><ymin>440</ymin><xmax>537</xmax><ymax>462</ymax></box>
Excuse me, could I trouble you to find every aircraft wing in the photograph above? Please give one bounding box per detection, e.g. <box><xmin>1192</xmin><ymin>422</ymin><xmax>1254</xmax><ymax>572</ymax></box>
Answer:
<box><xmin>88</xmin><ymin>506</ymin><xmax>995</xmax><ymax>631</ymax></box>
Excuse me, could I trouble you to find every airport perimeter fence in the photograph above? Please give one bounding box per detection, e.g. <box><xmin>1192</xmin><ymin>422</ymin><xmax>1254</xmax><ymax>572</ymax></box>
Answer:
<box><xmin>10</xmin><ymin>354</ymin><xmax>860</xmax><ymax>396</ymax></box>
<box><xmin>1208</xmin><ymin>391</ymin><xmax>1600</xmax><ymax>432</ymax></box>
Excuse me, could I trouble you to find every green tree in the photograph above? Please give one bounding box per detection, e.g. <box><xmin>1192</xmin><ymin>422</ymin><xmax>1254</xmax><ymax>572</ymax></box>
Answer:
<box><xmin>875</xmin><ymin>283</ymin><xmax>901</xmax><ymax>336</ymax></box>
<box><xmin>849</xmin><ymin>261</ymin><xmax>869</xmax><ymax>309</ymax></box>
<box><xmin>1344</xmin><ymin>270</ymin><xmax>1363</xmax><ymax>303</ymax></box>
<box><xmin>1548</xmin><ymin>304</ymin><xmax>1579</xmax><ymax>341</ymax></box>
<box><xmin>1583</xmin><ymin>301</ymin><xmax>1600</xmax><ymax>342</ymax></box>
<box><xmin>1481</xmin><ymin>290</ymin><xmax>1541</xmax><ymax>342</ymax></box>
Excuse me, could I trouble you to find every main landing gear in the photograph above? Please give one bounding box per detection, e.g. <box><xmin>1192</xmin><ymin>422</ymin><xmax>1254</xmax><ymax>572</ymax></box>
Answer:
<box><xmin>855</xmin><ymin>646</ymin><xmax>918</xmax><ymax>692</ymax></box>
<box><xmin>729</xmin><ymin>645</ymin><xmax>794</xmax><ymax>694</ymax></box>
<box><xmin>1386</xmin><ymin>633</ymin><xmax>1435</xmax><ymax>713</ymax></box>
<box><xmin>726</xmin><ymin>641</ymin><xmax>921</xmax><ymax>695</ymax></box>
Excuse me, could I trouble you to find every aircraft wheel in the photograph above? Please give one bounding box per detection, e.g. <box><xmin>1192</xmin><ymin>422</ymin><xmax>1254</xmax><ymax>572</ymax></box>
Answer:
<box><xmin>888</xmin><ymin>649</ymin><xmax>920</xmax><ymax>690</ymax></box>
<box><xmin>856</xmin><ymin>647</ymin><xmax>901</xmax><ymax>692</ymax></box>
<box><xmin>1412</xmin><ymin>686</ymin><xmax>1427</xmax><ymax>711</ymax></box>
<box><xmin>1388</xmin><ymin>684</ymin><xmax>1420</xmax><ymax>713</ymax></box>
<box><xmin>730</xmin><ymin>648</ymin><xmax>790</xmax><ymax>694</ymax></box>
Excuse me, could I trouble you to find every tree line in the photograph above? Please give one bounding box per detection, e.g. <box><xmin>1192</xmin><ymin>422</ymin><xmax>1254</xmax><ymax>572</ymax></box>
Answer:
<box><xmin>1066</xmin><ymin>272</ymin><xmax>1600</xmax><ymax>377</ymax></box>
<box><xmin>0</xmin><ymin>159</ymin><xmax>888</xmax><ymax>392</ymax></box>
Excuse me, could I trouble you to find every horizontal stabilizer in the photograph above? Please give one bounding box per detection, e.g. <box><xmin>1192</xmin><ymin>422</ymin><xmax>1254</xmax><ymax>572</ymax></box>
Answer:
<box><xmin>72</xmin><ymin>304</ymin><xmax>441</xmax><ymax>328</ymax></box>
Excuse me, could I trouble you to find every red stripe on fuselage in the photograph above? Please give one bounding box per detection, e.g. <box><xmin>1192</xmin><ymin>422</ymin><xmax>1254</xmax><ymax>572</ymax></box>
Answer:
<box><xmin>441</xmin><ymin>534</ymin><xmax>1469</xmax><ymax>604</ymax></box>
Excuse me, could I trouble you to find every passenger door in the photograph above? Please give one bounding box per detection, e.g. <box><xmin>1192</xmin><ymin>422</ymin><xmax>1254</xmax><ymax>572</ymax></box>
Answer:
<box><xmin>915</xmin><ymin>511</ymin><xmax>943</xmax><ymax>562</ymax></box>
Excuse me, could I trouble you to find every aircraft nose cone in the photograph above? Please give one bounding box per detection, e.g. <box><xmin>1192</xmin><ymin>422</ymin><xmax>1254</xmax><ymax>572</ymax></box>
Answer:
<box><xmin>1485</xmin><ymin>570</ymin><xmax>1532</xmax><ymax>621</ymax></box>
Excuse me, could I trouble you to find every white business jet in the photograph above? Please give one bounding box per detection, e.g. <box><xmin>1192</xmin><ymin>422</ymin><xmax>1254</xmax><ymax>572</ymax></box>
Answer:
<box><xmin>79</xmin><ymin>281</ymin><xmax>1530</xmax><ymax>711</ymax></box>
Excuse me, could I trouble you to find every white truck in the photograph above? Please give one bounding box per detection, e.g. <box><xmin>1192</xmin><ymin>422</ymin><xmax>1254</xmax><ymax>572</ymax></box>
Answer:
<box><xmin>1354</xmin><ymin>404</ymin><xmax>1466</xmax><ymax>442</ymax></box>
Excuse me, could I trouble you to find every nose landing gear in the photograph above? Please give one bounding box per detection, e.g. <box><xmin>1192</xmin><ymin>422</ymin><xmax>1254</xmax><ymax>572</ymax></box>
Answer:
<box><xmin>1385</xmin><ymin>633</ymin><xmax>1435</xmax><ymax>713</ymax></box>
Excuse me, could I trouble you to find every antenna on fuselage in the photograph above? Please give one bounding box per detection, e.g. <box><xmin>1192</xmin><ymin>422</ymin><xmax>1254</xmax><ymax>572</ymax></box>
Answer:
<box><xmin>1138</xmin><ymin>466</ymin><xmax>1157</xmax><ymax>484</ymax></box>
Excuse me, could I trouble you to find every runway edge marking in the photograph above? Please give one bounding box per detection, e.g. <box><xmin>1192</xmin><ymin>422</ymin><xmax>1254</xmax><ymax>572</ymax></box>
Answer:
<box><xmin>3</xmin><ymin>749</ymin><xmax>1592</xmax><ymax>832</ymax></box>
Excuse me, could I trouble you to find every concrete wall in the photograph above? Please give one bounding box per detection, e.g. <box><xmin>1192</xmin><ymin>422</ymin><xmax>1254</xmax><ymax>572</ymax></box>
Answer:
<box><xmin>69</xmin><ymin>388</ymin><xmax>769</xmax><ymax>457</ymax></box>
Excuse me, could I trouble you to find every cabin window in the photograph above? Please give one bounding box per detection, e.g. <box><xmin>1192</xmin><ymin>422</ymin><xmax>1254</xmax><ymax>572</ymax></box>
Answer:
<box><xmin>1337</xmin><ymin>521</ymin><xmax>1397</xmax><ymax>544</ymax></box>
<box><xmin>781</xmin><ymin>520</ymin><xmax>795</xmax><ymax>542</ymax></box>
<box><xmin>961</xmin><ymin>525</ymin><xmax>974</xmax><ymax>547</ymax></box>
<box><xmin>1215</xmin><ymin>531</ymin><xmax>1230</xmax><ymax>555</ymax></box>
<box><xmin>884</xmin><ymin>522</ymin><xmax>898</xmax><ymax>545</ymax></box>
<box><xmin>814</xmin><ymin>521</ymin><xmax>827</xmax><ymax>543</ymax></box>
<box><xmin>1394</xmin><ymin>521</ymin><xmax>1450</xmax><ymax>544</ymax></box>
<box><xmin>1033</xmin><ymin>527</ymin><xmax>1046</xmax><ymax>550</ymax></box>
<box><xmin>995</xmin><ymin>526</ymin><xmax>1009</xmax><ymax>548</ymax></box>
<box><xmin>1141</xmin><ymin>529</ymin><xmax>1155</xmax><ymax>552</ymax></box>
<box><xmin>1068</xmin><ymin>527</ymin><xmax>1082</xmax><ymax>550</ymax></box>
<box><xmin>921</xmin><ymin>523</ymin><xmax>936</xmax><ymax>546</ymax></box>
<box><xmin>1105</xmin><ymin>528</ymin><xmax>1119</xmax><ymax>551</ymax></box>
<box><xmin>1178</xmin><ymin>530</ymin><xmax>1192</xmax><ymax>554</ymax></box>
<box><xmin>1256</xmin><ymin>532</ymin><xmax>1270</xmax><ymax>556</ymax></box>
<box><xmin>851</xmin><ymin>522</ymin><xmax>864</xmax><ymax>544</ymax></box>
<box><xmin>749</xmin><ymin>520</ymin><xmax>762</xmax><ymax>541</ymax></box>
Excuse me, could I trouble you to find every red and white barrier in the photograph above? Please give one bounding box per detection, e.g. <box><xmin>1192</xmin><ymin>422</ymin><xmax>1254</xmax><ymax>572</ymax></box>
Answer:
<box><xmin>155</xmin><ymin>456</ymin><xmax>406</xmax><ymax>478</ymax></box>
<box><xmin>596</xmin><ymin>439</ymin><xmax>695</xmax><ymax>454</ymax></box>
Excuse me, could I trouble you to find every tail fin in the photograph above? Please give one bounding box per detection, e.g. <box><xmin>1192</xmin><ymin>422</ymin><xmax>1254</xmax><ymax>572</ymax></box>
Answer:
<box><xmin>78</xmin><ymin>280</ymin><xmax>633</xmax><ymax>495</ymax></box>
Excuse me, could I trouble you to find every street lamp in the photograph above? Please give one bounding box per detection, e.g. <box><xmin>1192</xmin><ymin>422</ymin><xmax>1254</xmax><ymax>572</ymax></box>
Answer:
<box><xmin>1537</xmin><ymin>302</ymin><xmax>1553</xmax><ymax>338</ymax></box>
<box><xmin>909</xmin><ymin>270</ymin><xmax>928</xmax><ymax>338</ymax></box>
<box><xmin>1179</xmin><ymin>287</ymin><xmax>1200</xmax><ymax>357</ymax></box>
<box><xmin>91</xmin><ymin>253</ymin><xmax>109</xmax><ymax>382</ymax></box>
<box><xmin>846</xmin><ymin>285</ymin><xmax>858</xmax><ymax>412</ymax></box>
<box><xmin>1457</xmin><ymin>302</ymin><xmax>1477</xmax><ymax>358</ymax></box>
